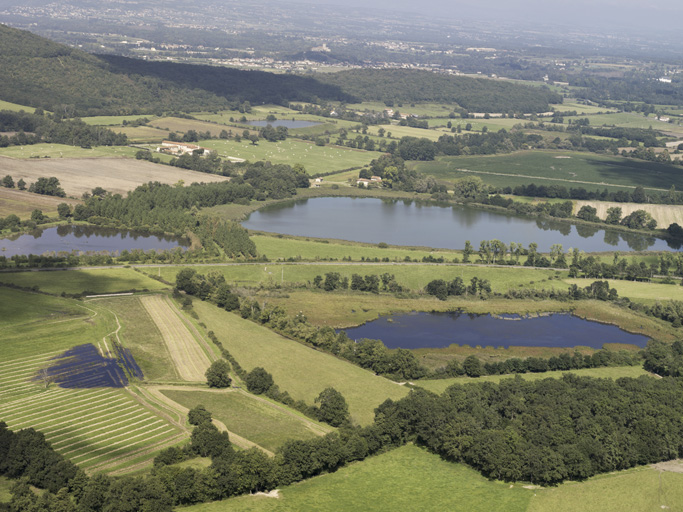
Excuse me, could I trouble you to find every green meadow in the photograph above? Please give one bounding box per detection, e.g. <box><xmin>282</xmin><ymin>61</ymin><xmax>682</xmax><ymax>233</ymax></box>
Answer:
<box><xmin>0</xmin><ymin>268</ymin><xmax>169</xmax><ymax>295</ymax></box>
<box><xmin>190</xmin><ymin>300</ymin><xmax>408</xmax><ymax>425</ymax></box>
<box><xmin>160</xmin><ymin>390</ymin><xmax>322</xmax><ymax>452</ymax></box>
<box><xmin>0</xmin><ymin>143</ymin><xmax>140</xmax><ymax>159</ymax></box>
<box><xmin>412</xmin><ymin>150</ymin><xmax>683</xmax><ymax>191</ymax></box>
<box><xmin>200</xmin><ymin>139</ymin><xmax>375</xmax><ymax>172</ymax></box>
<box><xmin>415</xmin><ymin>366</ymin><xmax>651</xmax><ymax>395</ymax></box>
<box><xmin>0</xmin><ymin>100</ymin><xmax>37</xmax><ymax>113</ymax></box>
<box><xmin>180</xmin><ymin>444</ymin><xmax>533</xmax><ymax>512</ymax></box>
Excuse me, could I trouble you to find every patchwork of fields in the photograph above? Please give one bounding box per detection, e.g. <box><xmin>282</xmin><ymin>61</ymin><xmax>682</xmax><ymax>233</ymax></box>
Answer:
<box><xmin>0</xmin><ymin>352</ymin><xmax>184</xmax><ymax>474</ymax></box>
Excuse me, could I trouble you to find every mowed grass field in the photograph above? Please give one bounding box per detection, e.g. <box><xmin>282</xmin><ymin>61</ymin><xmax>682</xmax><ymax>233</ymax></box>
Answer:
<box><xmin>140</xmin><ymin>295</ymin><xmax>213</xmax><ymax>382</ymax></box>
<box><xmin>0</xmin><ymin>143</ymin><xmax>139</xmax><ymax>160</ymax></box>
<box><xmin>0</xmin><ymin>99</ymin><xmax>37</xmax><ymax>113</ymax></box>
<box><xmin>0</xmin><ymin>154</ymin><xmax>228</xmax><ymax>197</ymax></box>
<box><xmin>415</xmin><ymin>366</ymin><xmax>650</xmax><ymax>394</ymax></box>
<box><xmin>97</xmin><ymin>296</ymin><xmax>180</xmax><ymax>382</ymax></box>
<box><xmin>0</xmin><ymin>357</ymin><xmax>183</xmax><ymax>474</ymax></box>
<box><xmin>152</xmin><ymin>117</ymin><xmax>238</xmax><ymax>138</ymax></box>
<box><xmin>200</xmin><ymin>139</ymin><xmax>375</xmax><ymax>173</ymax></box>
<box><xmin>574</xmin><ymin>200</ymin><xmax>683</xmax><ymax>227</ymax></box>
<box><xmin>0</xmin><ymin>188</ymin><xmax>79</xmax><ymax>219</ymax></box>
<box><xmin>251</xmin><ymin>234</ymin><xmax>461</xmax><ymax>262</ymax></box>
<box><xmin>412</xmin><ymin>151</ymin><xmax>683</xmax><ymax>192</ymax></box>
<box><xmin>0</xmin><ymin>268</ymin><xmax>169</xmax><ymax>295</ymax></box>
<box><xmin>160</xmin><ymin>389</ymin><xmax>322</xmax><ymax>453</ymax></box>
<box><xmin>190</xmin><ymin>300</ymin><xmax>408</xmax><ymax>425</ymax></box>
<box><xmin>181</xmin><ymin>444</ymin><xmax>533</xmax><ymax>512</ymax></box>
<box><xmin>565</xmin><ymin>278</ymin><xmax>683</xmax><ymax>303</ymax></box>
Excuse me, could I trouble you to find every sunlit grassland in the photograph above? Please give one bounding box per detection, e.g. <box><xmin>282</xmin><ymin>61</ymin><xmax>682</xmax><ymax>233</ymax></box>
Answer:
<box><xmin>574</xmin><ymin>112</ymin><xmax>683</xmax><ymax>135</ymax></box>
<box><xmin>565</xmin><ymin>277</ymin><xmax>683</xmax><ymax>303</ymax></box>
<box><xmin>0</xmin><ymin>287</ymin><xmax>114</xmax><ymax>360</ymax></box>
<box><xmin>344</xmin><ymin>102</ymin><xmax>457</xmax><ymax>118</ymax></box>
<box><xmin>180</xmin><ymin>444</ymin><xmax>533</xmax><ymax>512</ymax></box>
<box><xmin>0</xmin><ymin>476</ymin><xmax>11</xmax><ymax>503</ymax></box>
<box><xmin>416</xmin><ymin>366</ymin><xmax>651</xmax><ymax>395</ymax></box>
<box><xmin>80</xmin><ymin>115</ymin><xmax>160</xmax><ymax>126</ymax></box>
<box><xmin>199</xmin><ymin>138</ymin><xmax>375</xmax><ymax>172</ymax></box>
<box><xmin>149</xmin><ymin>263</ymin><xmax>561</xmax><ymax>295</ymax></box>
<box><xmin>558</xmin><ymin>101</ymin><xmax>618</xmax><ymax>114</ymax></box>
<box><xmin>412</xmin><ymin>150</ymin><xmax>683</xmax><ymax>191</ymax></box>
<box><xmin>0</xmin><ymin>268</ymin><xmax>169</xmax><ymax>295</ymax></box>
<box><xmin>151</xmin><ymin>117</ymin><xmax>235</xmax><ymax>137</ymax></box>
<box><xmin>0</xmin><ymin>143</ymin><xmax>140</xmax><ymax>159</ymax></box>
<box><xmin>160</xmin><ymin>390</ymin><xmax>321</xmax><ymax>452</ymax></box>
<box><xmin>529</xmin><ymin>465</ymin><xmax>683</xmax><ymax>512</ymax></box>
<box><xmin>251</xmin><ymin>233</ymin><xmax>461</xmax><ymax>261</ymax></box>
<box><xmin>366</xmin><ymin>124</ymin><xmax>443</xmax><ymax>141</ymax></box>
<box><xmin>190</xmin><ymin>300</ymin><xmax>408</xmax><ymax>425</ymax></box>
<box><xmin>0</xmin><ymin>99</ymin><xmax>37</xmax><ymax>113</ymax></box>
<box><xmin>117</xmin><ymin>126</ymin><xmax>172</xmax><ymax>144</ymax></box>
<box><xmin>97</xmin><ymin>296</ymin><xmax>179</xmax><ymax>382</ymax></box>
<box><xmin>0</xmin><ymin>188</ymin><xmax>79</xmax><ymax>219</ymax></box>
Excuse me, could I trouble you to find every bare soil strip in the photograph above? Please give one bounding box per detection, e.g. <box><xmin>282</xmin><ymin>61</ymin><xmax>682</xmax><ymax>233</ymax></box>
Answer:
<box><xmin>0</xmin><ymin>156</ymin><xmax>228</xmax><ymax>197</ymax></box>
<box><xmin>140</xmin><ymin>295</ymin><xmax>211</xmax><ymax>382</ymax></box>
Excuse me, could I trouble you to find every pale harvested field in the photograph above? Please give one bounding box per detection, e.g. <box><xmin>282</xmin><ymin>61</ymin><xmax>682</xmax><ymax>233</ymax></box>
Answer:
<box><xmin>0</xmin><ymin>156</ymin><xmax>228</xmax><ymax>198</ymax></box>
<box><xmin>0</xmin><ymin>188</ymin><xmax>79</xmax><ymax>218</ymax></box>
<box><xmin>140</xmin><ymin>295</ymin><xmax>211</xmax><ymax>382</ymax></box>
<box><xmin>574</xmin><ymin>200</ymin><xmax>683</xmax><ymax>228</ymax></box>
<box><xmin>151</xmin><ymin>117</ymin><xmax>244</xmax><ymax>137</ymax></box>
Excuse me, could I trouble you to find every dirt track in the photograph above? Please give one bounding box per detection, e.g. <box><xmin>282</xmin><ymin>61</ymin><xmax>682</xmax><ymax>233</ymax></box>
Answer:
<box><xmin>140</xmin><ymin>295</ymin><xmax>211</xmax><ymax>382</ymax></box>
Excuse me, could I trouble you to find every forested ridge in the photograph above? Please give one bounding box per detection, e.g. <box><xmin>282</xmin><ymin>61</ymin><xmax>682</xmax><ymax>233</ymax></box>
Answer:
<box><xmin>0</xmin><ymin>24</ymin><xmax>351</xmax><ymax>116</ymax></box>
<box><xmin>319</xmin><ymin>69</ymin><xmax>563</xmax><ymax>113</ymax></box>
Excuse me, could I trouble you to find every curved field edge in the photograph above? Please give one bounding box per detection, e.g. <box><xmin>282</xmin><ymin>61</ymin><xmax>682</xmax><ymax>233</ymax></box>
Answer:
<box><xmin>177</xmin><ymin>444</ymin><xmax>533</xmax><ymax>512</ymax></box>
<box><xmin>190</xmin><ymin>300</ymin><xmax>409</xmax><ymax>426</ymax></box>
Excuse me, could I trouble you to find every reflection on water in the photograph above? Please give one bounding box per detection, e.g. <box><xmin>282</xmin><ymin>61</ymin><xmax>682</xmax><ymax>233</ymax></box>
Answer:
<box><xmin>243</xmin><ymin>197</ymin><xmax>678</xmax><ymax>252</ymax></box>
<box><xmin>0</xmin><ymin>225</ymin><xmax>187</xmax><ymax>257</ymax></box>
<box><xmin>342</xmin><ymin>311</ymin><xmax>650</xmax><ymax>350</ymax></box>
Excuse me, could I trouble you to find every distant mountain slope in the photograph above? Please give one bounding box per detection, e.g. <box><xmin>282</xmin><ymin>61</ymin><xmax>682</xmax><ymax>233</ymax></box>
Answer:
<box><xmin>318</xmin><ymin>69</ymin><xmax>563</xmax><ymax>113</ymax></box>
<box><xmin>0</xmin><ymin>24</ymin><xmax>353</xmax><ymax>116</ymax></box>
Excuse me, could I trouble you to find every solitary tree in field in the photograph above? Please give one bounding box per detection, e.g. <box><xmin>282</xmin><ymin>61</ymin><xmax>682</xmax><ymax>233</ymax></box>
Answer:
<box><xmin>205</xmin><ymin>360</ymin><xmax>231</xmax><ymax>388</ymax></box>
<box><xmin>315</xmin><ymin>387</ymin><xmax>349</xmax><ymax>427</ymax></box>
<box><xmin>245</xmin><ymin>367</ymin><xmax>274</xmax><ymax>395</ymax></box>
<box><xmin>188</xmin><ymin>405</ymin><xmax>212</xmax><ymax>425</ymax></box>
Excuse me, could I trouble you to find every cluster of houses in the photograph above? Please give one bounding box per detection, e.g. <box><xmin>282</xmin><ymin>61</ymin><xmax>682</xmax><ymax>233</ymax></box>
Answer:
<box><xmin>157</xmin><ymin>141</ymin><xmax>211</xmax><ymax>156</ymax></box>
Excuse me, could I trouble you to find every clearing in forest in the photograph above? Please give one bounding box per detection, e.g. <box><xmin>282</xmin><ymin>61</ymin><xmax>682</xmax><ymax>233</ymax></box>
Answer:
<box><xmin>140</xmin><ymin>295</ymin><xmax>212</xmax><ymax>382</ymax></box>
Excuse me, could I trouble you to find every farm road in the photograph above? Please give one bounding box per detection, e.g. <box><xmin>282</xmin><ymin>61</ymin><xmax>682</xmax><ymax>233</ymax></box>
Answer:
<box><xmin>140</xmin><ymin>295</ymin><xmax>211</xmax><ymax>382</ymax></box>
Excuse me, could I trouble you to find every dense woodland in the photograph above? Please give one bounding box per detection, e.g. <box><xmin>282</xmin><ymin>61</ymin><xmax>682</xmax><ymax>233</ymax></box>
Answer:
<box><xmin>320</xmin><ymin>69</ymin><xmax>563</xmax><ymax>113</ymax></box>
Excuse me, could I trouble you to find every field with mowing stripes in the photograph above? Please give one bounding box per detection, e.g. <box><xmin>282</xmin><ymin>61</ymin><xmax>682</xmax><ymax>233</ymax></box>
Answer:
<box><xmin>0</xmin><ymin>353</ymin><xmax>184</xmax><ymax>474</ymax></box>
<box><xmin>140</xmin><ymin>295</ymin><xmax>214</xmax><ymax>382</ymax></box>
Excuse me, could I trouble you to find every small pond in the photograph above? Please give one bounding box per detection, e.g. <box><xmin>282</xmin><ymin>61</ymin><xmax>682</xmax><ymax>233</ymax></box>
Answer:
<box><xmin>245</xmin><ymin>120</ymin><xmax>322</xmax><ymax>129</ymax></box>
<box><xmin>0</xmin><ymin>225</ymin><xmax>188</xmax><ymax>257</ymax></box>
<box><xmin>341</xmin><ymin>311</ymin><xmax>650</xmax><ymax>350</ymax></box>
<box><xmin>242</xmin><ymin>197</ymin><xmax>677</xmax><ymax>252</ymax></box>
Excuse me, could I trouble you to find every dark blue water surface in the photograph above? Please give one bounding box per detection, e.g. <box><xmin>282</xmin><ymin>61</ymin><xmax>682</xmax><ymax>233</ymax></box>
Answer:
<box><xmin>0</xmin><ymin>225</ymin><xmax>187</xmax><ymax>257</ymax></box>
<box><xmin>243</xmin><ymin>197</ymin><xmax>677</xmax><ymax>252</ymax></box>
<box><xmin>342</xmin><ymin>312</ymin><xmax>649</xmax><ymax>349</ymax></box>
<box><xmin>246</xmin><ymin>120</ymin><xmax>321</xmax><ymax>129</ymax></box>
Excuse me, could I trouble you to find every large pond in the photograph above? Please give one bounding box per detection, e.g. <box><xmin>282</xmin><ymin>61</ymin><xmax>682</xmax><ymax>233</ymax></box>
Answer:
<box><xmin>246</xmin><ymin>120</ymin><xmax>321</xmax><ymax>129</ymax></box>
<box><xmin>342</xmin><ymin>312</ymin><xmax>649</xmax><ymax>350</ymax></box>
<box><xmin>243</xmin><ymin>197</ymin><xmax>677</xmax><ymax>252</ymax></box>
<box><xmin>0</xmin><ymin>225</ymin><xmax>187</xmax><ymax>257</ymax></box>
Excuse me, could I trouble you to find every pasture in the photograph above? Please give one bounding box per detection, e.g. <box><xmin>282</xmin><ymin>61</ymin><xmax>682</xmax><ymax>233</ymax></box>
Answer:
<box><xmin>0</xmin><ymin>188</ymin><xmax>79</xmax><ymax>219</ymax></box>
<box><xmin>160</xmin><ymin>389</ymin><xmax>325</xmax><ymax>452</ymax></box>
<box><xmin>529</xmin><ymin>465</ymin><xmax>683</xmax><ymax>512</ymax></box>
<box><xmin>117</xmin><ymin>126</ymin><xmax>171</xmax><ymax>143</ymax></box>
<box><xmin>565</xmin><ymin>278</ymin><xmax>683</xmax><ymax>304</ymax></box>
<box><xmin>574</xmin><ymin>199</ymin><xmax>683</xmax><ymax>227</ymax></box>
<box><xmin>366</xmin><ymin>124</ymin><xmax>444</xmax><ymax>141</ymax></box>
<box><xmin>574</xmin><ymin>112</ymin><xmax>683</xmax><ymax>136</ymax></box>
<box><xmin>150</xmin><ymin>263</ymin><xmax>560</xmax><ymax>296</ymax></box>
<box><xmin>151</xmin><ymin>117</ymin><xmax>236</xmax><ymax>138</ymax></box>
<box><xmin>182</xmin><ymin>444</ymin><xmax>532</xmax><ymax>512</ymax></box>
<box><xmin>0</xmin><ymin>143</ymin><xmax>139</xmax><ymax>160</ymax></box>
<box><xmin>98</xmin><ymin>295</ymin><xmax>180</xmax><ymax>382</ymax></box>
<box><xmin>412</xmin><ymin>151</ymin><xmax>683</xmax><ymax>192</ymax></box>
<box><xmin>199</xmin><ymin>139</ymin><xmax>375</xmax><ymax>173</ymax></box>
<box><xmin>0</xmin><ymin>268</ymin><xmax>168</xmax><ymax>295</ymax></box>
<box><xmin>190</xmin><ymin>300</ymin><xmax>408</xmax><ymax>425</ymax></box>
<box><xmin>140</xmin><ymin>295</ymin><xmax>213</xmax><ymax>382</ymax></box>
<box><xmin>0</xmin><ymin>155</ymin><xmax>228</xmax><ymax>197</ymax></box>
<box><xmin>80</xmin><ymin>115</ymin><xmax>159</xmax><ymax>126</ymax></box>
<box><xmin>416</xmin><ymin>366</ymin><xmax>650</xmax><ymax>395</ymax></box>
<box><xmin>0</xmin><ymin>99</ymin><xmax>36</xmax><ymax>113</ymax></box>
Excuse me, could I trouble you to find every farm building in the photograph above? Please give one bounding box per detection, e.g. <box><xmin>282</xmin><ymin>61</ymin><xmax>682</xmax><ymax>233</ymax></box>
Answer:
<box><xmin>157</xmin><ymin>141</ymin><xmax>211</xmax><ymax>156</ymax></box>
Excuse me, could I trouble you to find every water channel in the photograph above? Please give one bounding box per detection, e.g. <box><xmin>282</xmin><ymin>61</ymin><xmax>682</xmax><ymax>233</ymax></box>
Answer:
<box><xmin>342</xmin><ymin>312</ymin><xmax>649</xmax><ymax>350</ymax></box>
<box><xmin>243</xmin><ymin>197</ymin><xmax>676</xmax><ymax>252</ymax></box>
<box><xmin>0</xmin><ymin>225</ymin><xmax>187</xmax><ymax>257</ymax></box>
